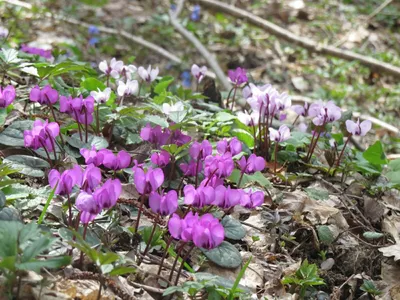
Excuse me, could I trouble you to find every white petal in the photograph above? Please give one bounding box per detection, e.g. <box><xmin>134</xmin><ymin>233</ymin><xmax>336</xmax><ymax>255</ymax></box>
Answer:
<box><xmin>99</xmin><ymin>60</ymin><xmax>108</xmax><ymax>73</ymax></box>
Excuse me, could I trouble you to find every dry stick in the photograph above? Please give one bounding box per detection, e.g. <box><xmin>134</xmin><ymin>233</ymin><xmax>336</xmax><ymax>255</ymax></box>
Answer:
<box><xmin>174</xmin><ymin>244</ymin><xmax>195</xmax><ymax>286</ymax></box>
<box><xmin>168</xmin><ymin>6</ymin><xmax>232</xmax><ymax>91</ymax></box>
<box><xmin>366</xmin><ymin>0</ymin><xmax>393</xmax><ymax>21</ymax></box>
<box><xmin>158</xmin><ymin>236</ymin><xmax>174</xmax><ymax>275</ymax></box>
<box><xmin>168</xmin><ymin>242</ymin><xmax>186</xmax><ymax>282</ymax></box>
<box><xmin>190</xmin><ymin>0</ymin><xmax>400</xmax><ymax>79</ymax></box>
<box><xmin>139</xmin><ymin>219</ymin><xmax>158</xmax><ymax>266</ymax></box>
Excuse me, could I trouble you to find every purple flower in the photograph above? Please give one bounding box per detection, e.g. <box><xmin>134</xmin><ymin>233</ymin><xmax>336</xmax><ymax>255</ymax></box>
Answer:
<box><xmin>140</xmin><ymin>124</ymin><xmax>170</xmax><ymax>147</ymax></box>
<box><xmin>237</xmin><ymin>154</ymin><xmax>265</xmax><ymax>174</ymax></box>
<box><xmin>168</xmin><ymin>212</ymin><xmax>199</xmax><ymax>242</ymax></box>
<box><xmin>292</xmin><ymin>103</ymin><xmax>308</xmax><ymax>117</ymax></box>
<box><xmin>189</xmin><ymin>140</ymin><xmax>212</xmax><ymax>160</ymax></box>
<box><xmin>204</xmin><ymin>153</ymin><xmax>234</xmax><ymax>178</ymax></box>
<box><xmin>29</xmin><ymin>85</ymin><xmax>58</xmax><ymax>106</ymax></box>
<box><xmin>138</xmin><ymin>65</ymin><xmax>159</xmax><ymax>83</ymax></box>
<box><xmin>82</xmin><ymin>164</ymin><xmax>102</xmax><ymax>192</ymax></box>
<box><xmin>93</xmin><ymin>178</ymin><xmax>121</xmax><ymax>209</ymax></box>
<box><xmin>309</xmin><ymin>101</ymin><xmax>341</xmax><ymax>126</ymax></box>
<box><xmin>60</xmin><ymin>95</ymin><xmax>95</xmax><ymax>125</ymax></box>
<box><xmin>191</xmin><ymin>64</ymin><xmax>207</xmax><ymax>83</ymax></box>
<box><xmin>76</xmin><ymin>191</ymin><xmax>101</xmax><ymax>224</ymax></box>
<box><xmin>101</xmin><ymin>150</ymin><xmax>131</xmax><ymax>170</ymax></box>
<box><xmin>228</xmin><ymin>67</ymin><xmax>248</xmax><ymax>86</ymax></box>
<box><xmin>49</xmin><ymin>164</ymin><xmax>83</xmax><ymax>195</ymax></box>
<box><xmin>199</xmin><ymin>175</ymin><xmax>224</xmax><ymax>188</ymax></box>
<box><xmin>180</xmin><ymin>160</ymin><xmax>199</xmax><ymax>176</ymax></box>
<box><xmin>269</xmin><ymin>125</ymin><xmax>291</xmax><ymax>143</ymax></box>
<box><xmin>99</xmin><ymin>58</ymin><xmax>124</xmax><ymax>79</ymax></box>
<box><xmin>190</xmin><ymin>5</ymin><xmax>201</xmax><ymax>21</ymax></box>
<box><xmin>80</xmin><ymin>146</ymin><xmax>104</xmax><ymax>166</ymax></box>
<box><xmin>88</xmin><ymin>25</ymin><xmax>99</xmax><ymax>35</ymax></box>
<box><xmin>240</xmin><ymin>189</ymin><xmax>264</xmax><ymax>208</ymax></box>
<box><xmin>0</xmin><ymin>85</ymin><xmax>16</xmax><ymax>108</ymax></box>
<box><xmin>214</xmin><ymin>186</ymin><xmax>241</xmax><ymax>209</ymax></box>
<box><xmin>192</xmin><ymin>214</ymin><xmax>224</xmax><ymax>249</ymax></box>
<box><xmin>237</xmin><ymin>111</ymin><xmax>259</xmax><ymax>126</ymax></box>
<box><xmin>180</xmin><ymin>70</ymin><xmax>191</xmax><ymax>88</ymax></box>
<box><xmin>216</xmin><ymin>137</ymin><xmax>242</xmax><ymax>156</ymax></box>
<box><xmin>171</xmin><ymin>129</ymin><xmax>191</xmax><ymax>146</ymax></box>
<box><xmin>21</xmin><ymin>45</ymin><xmax>52</xmax><ymax>59</ymax></box>
<box><xmin>24</xmin><ymin>119</ymin><xmax>60</xmax><ymax>151</ymax></box>
<box><xmin>134</xmin><ymin>167</ymin><xmax>164</xmax><ymax>195</ymax></box>
<box><xmin>151</xmin><ymin>150</ymin><xmax>171</xmax><ymax>167</ymax></box>
<box><xmin>184</xmin><ymin>185</ymin><xmax>215</xmax><ymax>208</ymax></box>
<box><xmin>345</xmin><ymin>118</ymin><xmax>372</xmax><ymax>136</ymax></box>
<box><xmin>149</xmin><ymin>190</ymin><xmax>178</xmax><ymax>216</ymax></box>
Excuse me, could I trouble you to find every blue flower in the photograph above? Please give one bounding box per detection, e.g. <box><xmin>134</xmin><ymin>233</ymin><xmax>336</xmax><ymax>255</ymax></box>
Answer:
<box><xmin>181</xmin><ymin>70</ymin><xmax>191</xmax><ymax>87</ymax></box>
<box><xmin>190</xmin><ymin>5</ymin><xmax>201</xmax><ymax>21</ymax></box>
<box><xmin>88</xmin><ymin>25</ymin><xmax>99</xmax><ymax>35</ymax></box>
<box><xmin>170</xmin><ymin>3</ymin><xmax>177</xmax><ymax>11</ymax></box>
<box><xmin>89</xmin><ymin>37</ymin><xmax>99</xmax><ymax>46</ymax></box>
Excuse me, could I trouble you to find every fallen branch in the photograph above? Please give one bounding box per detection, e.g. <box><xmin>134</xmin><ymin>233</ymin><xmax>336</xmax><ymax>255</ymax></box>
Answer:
<box><xmin>366</xmin><ymin>0</ymin><xmax>393</xmax><ymax>21</ymax></box>
<box><xmin>190</xmin><ymin>0</ymin><xmax>400</xmax><ymax>79</ymax></box>
<box><xmin>168</xmin><ymin>2</ymin><xmax>232</xmax><ymax>90</ymax></box>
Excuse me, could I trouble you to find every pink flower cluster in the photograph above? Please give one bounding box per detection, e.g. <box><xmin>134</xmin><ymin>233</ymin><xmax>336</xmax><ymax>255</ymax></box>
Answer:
<box><xmin>80</xmin><ymin>146</ymin><xmax>131</xmax><ymax>170</ymax></box>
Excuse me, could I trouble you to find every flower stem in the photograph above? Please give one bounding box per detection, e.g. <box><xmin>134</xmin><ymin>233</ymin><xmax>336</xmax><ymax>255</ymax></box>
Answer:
<box><xmin>134</xmin><ymin>195</ymin><xmax>146</xmax><ymax>233</ymax></box>
<box><xmin>97</xmin><ymin>274</ymin><xmax>103</xmax><ymax>300</ymax></box>
<box><xmin>158</xmin><ymin>236</ymin><xmax>174</xmax><ymax>275</ymax></box>
<box><xmin>84</xmin><ymin>107</ymin><xmax>88</xmax><ymax>143</ymax></box>
<box><xmin>194</xmin><ymin>154</ymin><xmax>202</xmax><ymax>188</ymax></box>
<box><xmin>225</xmin><ymin>87</ymin><xmax>234</xmax><ymax>109</ymax></box>
<box><xmin>336</xmin><ymin>134</ymin><xmax>352</xmax><ymax>167</ymax></box>
<box><xmin>307</xmin><ymin>129</ymin><xmax>323</xmax><ymax>163</ymax></box>
<box><xmin>168</xmin><ymin>242</ymin><xmax>186</xmax><ymax>282</ymax></box>
<box><xmin>238</xmin><ymin>171</ymin><xmax>245</xmax><ymax>188</ymax></box>
<box><xmin>139</xmin><ymin>220</ymin><xmax>158</xmax><ymax>265</ymax></box>
<box><xmin>174</xmin><ymin>244</ymin><xmax>195</xmax><ymax>286</ymax></box>
<box><xmin>73</xmin><ymin>110</ymin><xmax>83</xmax><ymax>141</ymax></box>
<box><xmin>48</xmin><ymin>102</ymin><xmax>65</xmax><ymax>145</ymax></box>
<box><xmin>96</xmin><ymin>104</ymin><xmax>100</xmax><ymax>136</ymax></box>
<box><xmin>274</xmin><ymin>142</ymin><xmax>279</xmax><ymax>174</ymax></box>
<box><xmin>79</xmin><ymin>223</ymin><xmax>88</xmax><ymax>268</ymax></box>
<box><xmin>67</xmin><ymin>194</ymin><xmax>73</xmax><ymax>227</ymax></box>
<box><xmin>230</xmin><ymin>86</ymin><xmax>237</xmax><ymax>111</ymax></box>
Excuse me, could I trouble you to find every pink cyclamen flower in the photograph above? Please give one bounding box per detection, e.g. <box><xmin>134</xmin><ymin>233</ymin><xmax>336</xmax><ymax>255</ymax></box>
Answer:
<box><xmin>171</xmin><ymin>129</ymin><xmax>191</xmax><ymax>146</ymax></box>
<box><xmin>180</xmin><ymin>160</ymin><xmax>200</xmax><ymax>176</ymax></box>
<box><xmin>151</xmin><ymin>150</ymin><xmax>171</xmax><ymax>168</ymax></box>
<box><xmin>345</xmin><ymin>119</ymin><xmax>372</xmax><ymax>136</ymax></box>
<box><xmin>189</xmin><ymin>140</ymin><xmax>212</xmax><ymax>160</ymax></box>
<box><xmin>269</xmin><ymin>125</ymin><xmax>291</xmax><ymax>143</ymax></box>
<box><xmin>138</xmin><ymin>65</ymin><xmax>159</xmax><ymax>83</ymax></box>
<box><xmin>184</xmin><ymin>185</ymin><xmax>215</xmax><ymax>208</ymax></box>
<box><xmin>24</xmin><ymin>119</ymin><xmax>60</xmax><ymax>151</ymax></box>
<box><xmin>76</xmin><ymin>191</ymin><xmax>102</xmax><ymax>224</ymax></box>
<box><xmin>21</xmin><ymin>45</ymin><xmax>52</xmax><ymax>59</ymax></box>
<box><xmin>204</xmin><ymin>153</ymin><xmax>234</xmax><ymax>179</ymax></box>
<box><xmin>168</xmin><ymin>212</ymin><xmax>199</xmax><ymax>241</ymax></box>
<box><xmin>309</xmin><ymin>101</ymin><xmax>341</xmax><ymax>126</ymax></box>
<box><xmin>80</xmin><ymin>146</ymin><xmax>104</xmax><ymax>166</ymax></box>
<box><xmin>60</xmin><ymin>95</ymin><xmax>95</xmax><ymax>125</ymax></box>
<box><xmin>291</xmin><ymin>103</ymin><xmax>308</xmax><ymax>117</ymax></box>
<box><xmin>191</xmin><ymin>64</ymin><xmax>207</xmax><ymax>83</ymax></box>
<box><xmin>149</xmin><ymin>190</ymin><xmax>178</xmax><ymax>216</ymax></box>
<box><xmin>99</xmin><ymin>58</ymin><xmax>124</xmax><ymax>78</ymax></box>
<box><xmin>82</xmin><ymin>164</ymin><xmax>102</xmax><ymax>192</ymax></box>
<box><xmin>214</xmin><ymin>186</ymin><xmax>241</xmax><ymax>209</ymax></box>
<box><xmin>0</xmin><ymin>85</ymin><xmax>16</xmax><ymax>108</ymax></box>
<box><xmin>134</xmin><ymin>167</ymin><xmax>164</xmax><ymax>195</ymax></box>
<box><xmin>237</xmin><ymin>111</ymin><xmax>259</xmax><ymax>126</ymax></box>
<box><xmin>140</xmin><ymin>124</ymin><xmax>170</xmax><ymax>147</ymax></box>
<box><xmin>29</xmin><ymin>85</ymin><xmax>58</xmax><ymax>105</ymax></box>
<box><xmin>240</xmin><ymin>189</ymin><xmax>264</xmax><ymax>208</ymax></box>
<box><xmin>93</xmin><ymin>178</ymin><xmax>122</xmax><ymax>209</ymax></box>
<box><xmin>217</xmin><ymin>137</ymin><xmax>242</xmax><ymax>156</ymax></box>
<box><xmin>101</xmin><ymin>149</ymin><xmax>131</xmax><ymax>170</ymax></box>
<box><xmin>192</xmin><ymin>214</ymin><xmax>225</xmax><ymax>249</ymax></box>
<box><xmin>228</xmin><ymin>67</ymin><xmax>248</xmax><ymax>86</ymax></box>
<box><xmin>238</xmin><ymin>154</ymin><xmax>265</xmax><ymax>174</ymax></box>
<box><xmin>199</xmin><ymin>175</ymin><xmax>224</xmax><ymax>188</ymax></box>
<box><xmin>49</xmin><ymin>164</ymin><xmax>83</xmax><ymax>195</ymax></box>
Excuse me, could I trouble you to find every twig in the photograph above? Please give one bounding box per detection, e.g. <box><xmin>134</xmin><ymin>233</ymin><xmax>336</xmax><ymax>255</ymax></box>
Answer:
<box><xmin>366</xmin><ymin>0</ymin><xmax>393</xmax><ymax>21</ymax></box>
<box><xmin>168</xmin><ymin>5</ymin><xmax>232</xmax><ymax>91</ymax></box>
<box><xmin>190</xmin><ymin>0</ymin><xmax>400</xmax><ymax>79</ymax></box>
<box><xmin>129</xmin><ymin>281</ymin><xmax>165</xmax><ymax>294</ymax></box>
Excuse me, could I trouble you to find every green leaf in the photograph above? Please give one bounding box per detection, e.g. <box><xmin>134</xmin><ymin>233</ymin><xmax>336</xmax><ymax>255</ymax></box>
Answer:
<box><xmin>284</xmin><ymin>131</ymin><xmax>311</xmax><ymax>148</ymax></box>
<box><xmin>363</xmin><ymin>141</ymin><xmax>387</xmax><ymax>165</ymax></box>
<box><xmin>304</xmin><ymin>188</ymin><xmax>329</xmax><ymax>201</ymax></box>
<box><xmin>228</xmin><ymin>169</ymin><xmax>271</xmax><ymax>189</ymax></box>
<box><xmin>228</xmin><ymin>256</ymin><xmax>252</xmax><ymax>300</ymax></box>
<box><xmin>81</xmin><ymin>77</ymin><xmax>106</xmax><ymax>91</ymax></box>
<box><xmin>3</xmin><ymin>155</ymin><xmax>50</xmax><ymax>177</ymax></box>
<box><xmin>163</xmin><ymin>286</ymin><xmax>185</xmax><ymax>296</ymax></box>
<box><xmin>0</xmin><ymin>191</ymin><xmax>5</xmax><ymax>208</ymax></box>
<box><xmin>154</xmin><ymin>76</ymin><xmax>174</xmax><ymax>94</ymax></box>
<box><xmin>216</xmin><ymin>112</ymin><xmax>236</xmax><ymax>122</ymax></box>
<box><xmin>21</xmin><ymin>235</ymin><xmax>54</xmax><ymax>263</ymax></box>
<box><xmin>108</xmin><ymin>266</ymin><xmax>136</xmax><ymax>276</ymax></box>
<box><xmin>144</xmin><ymin>115</ymin><xmax>169</xmax><ymax>128</ymax></box>
<box><xmin>0</xmin><ymin>221</ymin><xmax>23</xmax><ymax>257</ymax></box>
<box><xmin>38</xmin><ymin>182</ymin><xmax>58</xmax><ymax>225</ymax></box>
<box><xmin>125</xmin><ymin>132</ymin><xmax>142</xmax><ymax>145</ymax></box>
<box><xmin>317</xmin><ymin>225</ymin><xmax>335</xmax><ymax>245</ymax></box>
<box><xmin>1</xmin><ymin>48</ymin><xmax>21</xmax><ymax>64</ymax></box>
<box><xmin>67</xmin><ymin>133</ymin><xmax>109</xmax><ymax>150</ymax></box>
<box><xmin>363</xmin><ymin>232</ymin><xmax>384</xmax><ymax>240</ymax></box>
<box><xmin>201</xmin><ymin>241</ymin><xmax>242</xmax><ymax>269</ymax></box>
<box><xmin>231</xmin><ymin>128</ymin><xmax>254</xmax><ymax>148</ymax></box>
<box><xmin>0</xmin><ymin>108</ymin><xmax>7</xmax><ymax>127</ymax></box>
<box><xmin>221</xmin><ymin>216</ymin><xmax>246</xmax><ymax>240</ymax></box>
<box><xmin>98</xmin><ymin>252</ymin><xmax>120</xmax><ymax>266</ymax></box>
<box><xmin>0</xmin><ymin>207</ymin><xmax>20</xmax><ymax>221</ymax></box>
<box><xmin>17</xmin><ymin>256</ymin><xmax>71</xmax><ymax>273</ymax></box>
<box><xmin>0</xmin><ymin>120</ymin><xmax>34</xmax><ymax>147</ymax></box>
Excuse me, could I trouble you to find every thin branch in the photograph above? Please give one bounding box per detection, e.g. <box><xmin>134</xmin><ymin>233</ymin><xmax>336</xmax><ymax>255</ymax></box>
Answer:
<box><xmin>190</xmin><ymin>0</ymin><xmax>400</xmax><ymax>79</ymax></box>
<box><xmin>168</xmin><ymin>6</ymin><xmax>232</xmax><ymax>90</ymax></box>
<box><xmin>366</xmin><ymin>0</ymin><xmax>393</xmax><ymax>21</ymax></box>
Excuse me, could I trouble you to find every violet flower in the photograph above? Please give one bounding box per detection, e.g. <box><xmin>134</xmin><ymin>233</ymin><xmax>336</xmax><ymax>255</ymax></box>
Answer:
<box><xmin>183</xmin><ymin>185</ymin><xmax>215</xmax><ymax>208</ymax></box>
<box><xmin>240</xmin><ymin>189</ymin><xmax>264</xmax><ymax>208</ymax></box>
<box><xmin>213</xmin><ymin>186</ymin><xmax>241</xmax><ymax>209</ymax></box>
<box><xmin>134</xmin><ymin>167</ymin><xmax>164</xmax><ymax>195</ymax></box>
<box><xmin>170</xmin><ymin>129</ymin><xmax>191</xmax><ymax>146</ymax></box>
<box><xmin>199</xmin><ymin>175</ymin><xmax>224</xmax><ymax>188</ymax></box>
<box><xmin>99</xmin><ymin>58</ymin><xmax>124</xmax><ymax>79</ymax></box>
<box><xmin>228</xmin><ymin>67</ymin><xmax>248</xmax><ymax>86</ymax></box>
<box><xmin>101</xmin><ymin>150</ymin><xmax>131</xmax><ymax>170</ymax></box>
<box><xmin>76</xmin><ymin>191</ymin><xmax>101</xmax><ymax>224</ymax></box>
<box><xmin>49</xmin><ymin>164</ymin><xmax>83</xmax><ymax>195</ymax></box>
<box><xmin>24</xmin><ymin>119</ymin><xmax>60</xmax><ymax>151</ymax></box>
<box><xmin>191</xmin><ymin>64</ymin><xmax>207</xmax><ymax>83</ymax></box>
<box><xmin>82</xmin><ymin>164</ymin><xmax>102</xmax><ymax>192</ymax></box>
<box><xmin>151</xmin><ymin>150</ymin><xmax>171</xmax><ymax>168</ymax></box>
<box><xmin>309</xmin><ymin>101</ymin><xmax>341</xmax><ymax>126</ymax></box>
<box><xmin>29</xmin><ymin>85</ymin><xmax>58</xmax><ymax>105</ymax></box>
<box><xmin>21</xmin><ymin>45</ymin><xmax>52</xmax><ymax>59</ymax></box>
<box><xmin>189</xmin><ymin>140</ymin><xmax>212</xmax><ymax>160</ymax></box>
<box><xmin>237</xmin><ymin>111</ymin><xmax>259</xmax><ymax>126</ymax></box>
<box><xmin>192</xmin><ymin>214</ymin><xmax>224</xmax><ymax>249</ymax></box>
<box><xmin>269</xmin><ymin>125</ymin><xmax>291</xmax><ymax>143</ymax></box>
<box><xmin>149</xmin><ymin>190</ymin><xmax>178</xmax><ymax>216</ymax></box>
<box><xmin>168</xmin><ymin>212</ymin><xmax>199</xmax><ymax>242</ymax></box>
<box><xmin>292</xmin><ymin>103</ymin><xmax>308</xmax><ymax>117</ymax></box>
<box><xmin>345</xmin><ymin>119</ymin><xmax>372</xmax><ymax>136</ymax></box>
<box><xmin>237</xmin><ymin>154</ymin><xmax>265</xmax><ymax>174</ymax></box>
<box><xmin>204</xmin><ymin>153</ymin><xmax>234</xmax><ymax>178</ymax></box>
<box><xmin>138</xmin><ymin>65</ymin><xmax>159</xmax><ymax>83</ymax></box>
<box><xmin>60</xmin><ymin>95</ymin><xmax>95</xmax><ymax>125</ymax></box>
<box><xmin>80</xmin><ymin>146</ymin><xmax>104</xmax><ymax>166</ymax></box>
<box><xmin>0</xmin><ymin>85</ymin><xmax>16</xmax><ymax>108</ymax></box>
<box><xmin>140</xmin><ymin>124</ymin><xmax>170</xmax><ymax>147</ymax></box>
<box><xmin>93</xmin><ymin>178</ymin><xmax>122</xmax><ymax>209</ymax></box>
<box><xmin>180</xmin><ymin>160</ymin><xmax>199</xmax><ymax>176</ymax></box>
<box><xmin>217</xmin><ymin>137</ymin><xmax>242</xmax><ymax>156</ymax></box>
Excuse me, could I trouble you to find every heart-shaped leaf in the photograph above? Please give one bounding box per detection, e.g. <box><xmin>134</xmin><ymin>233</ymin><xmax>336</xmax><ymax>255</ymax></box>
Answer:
<box><xmin>201</xmin><ymin>241</ymin><xmax>242</xmax><ymax>269</ymax></box>
<box><xmin>3</xmin><ymin>155</ymin><xmax>50</xmax><ymax>177</ymax></box>
<box><xmin>67</xmin><ymin>133</ymin><xmax>108</xmax><ymax>150</ymax></box>
<box><xmin>221</xmin><ymin>216</ymin><xmax>246</xmax><ymax>240</ymax></box>
<box><xmin>0</xmin><ymin>120</ymin><xmax>34</xmax><ymax>147</ymax></box>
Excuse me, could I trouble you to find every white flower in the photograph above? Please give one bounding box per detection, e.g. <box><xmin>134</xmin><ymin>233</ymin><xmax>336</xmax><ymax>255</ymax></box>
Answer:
<box><xmin>121</xmin><ymin>64</ymin><xmax>137</xmax><ymax>80</ymax></box>
<box><xmin>117</xmin><ymin>80</ymin><xmax>139</xmax><ymax>97</ymax></box>
<box><xmin>162</xmin><ymin>101</ymin><xmax>185</xmax><ymax>115</ymax></box>
<box><xmin>275</xmin><ymin>92</ymin><xmax>292</xmax><ymax>111</ymax></box>
<box><xmin>191</xmin><ymin>64</ymin><xmax>207</xmax><ymax>83</ymax></box>
<box><xmin>138</xmin><ymin>65</ymin><xmax>159</xmax><ymax>82</ymax></box>
<box><xmin>90</xmin><ymin>87</ymin><xmax>111</xmax><ymax>104</ymax></box>
<box><xmin>99</xmin><ymin>58</ymin><xmax>124</xmax><ymax>78</ymax></box>
<box><xmin>237</xmin><ymin>111</ymin><xmax>259</xmax><ymax>126</ymax></box>
<box><xmin>0</xmin><ymin>26</ymin><xmax>9</xmax><ymax>38</ymax></box>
